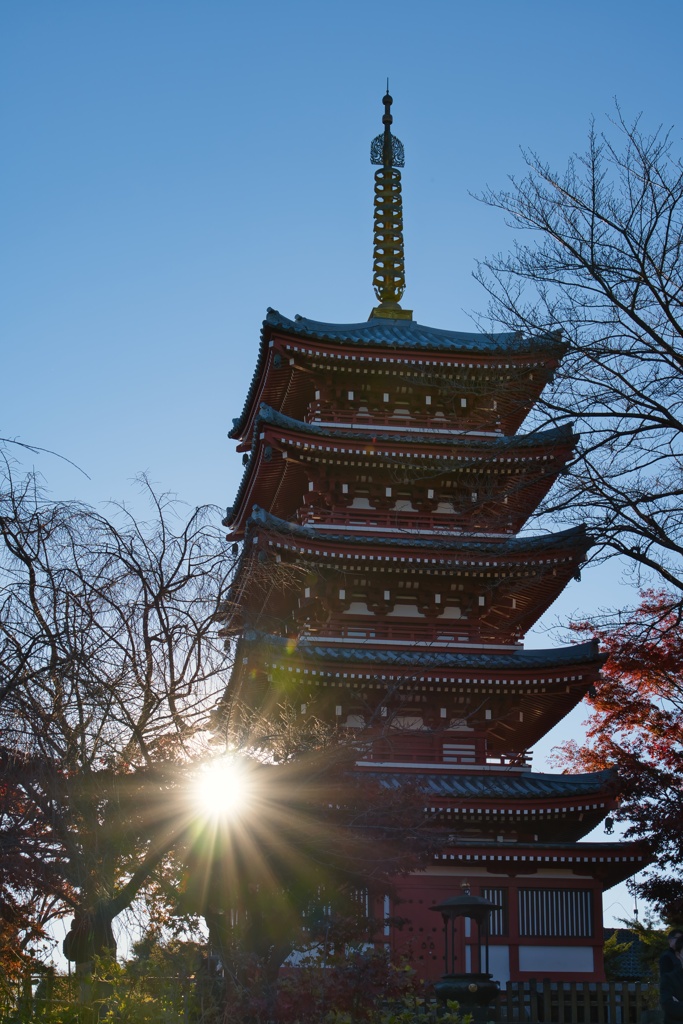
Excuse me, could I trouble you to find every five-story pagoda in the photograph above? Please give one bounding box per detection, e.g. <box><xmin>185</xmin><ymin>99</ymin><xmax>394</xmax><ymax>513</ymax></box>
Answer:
<box><xmin>219</xmin><ymin>93</ymin><xmax>647</xmax><ymax>984</ymax></box>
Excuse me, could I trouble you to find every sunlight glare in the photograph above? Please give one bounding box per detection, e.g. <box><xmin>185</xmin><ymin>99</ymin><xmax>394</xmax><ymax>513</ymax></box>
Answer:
<box><xmin>196</xmin><ymin>757</ymin><xmax>251</xmax><ymax>819</ymax></box>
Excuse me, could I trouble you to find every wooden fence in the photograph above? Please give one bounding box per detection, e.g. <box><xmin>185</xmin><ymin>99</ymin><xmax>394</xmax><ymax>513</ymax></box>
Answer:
<box><xmin>493</xmin><ymin>981</ymin><xmax>657</xmax><ymax>1023</ymax></box>
<box><xmin>0</xmin><ymin>973</ymin><xmax>660</xmax><ymax>1024</ymax></box>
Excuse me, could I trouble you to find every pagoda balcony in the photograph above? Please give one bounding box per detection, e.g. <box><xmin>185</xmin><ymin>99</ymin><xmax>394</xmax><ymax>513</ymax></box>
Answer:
<box><xmin>357</xmin><ymin>731</ymin><xmax>531</xmax><ymax>769</ymax></box>
<box><xmin>305</xmin><ymin>401</ymin><xmax>497</xmax><ymax>434</ymax></box>
<box><xmin>302</xmin><ymin>616</ymin><xmax>520</xmax><ymax>649</ymax></box>
<box><xmin>297</xmin><ymin>505</ymin><xmax>513</xmax><ymax>537</ymax></box>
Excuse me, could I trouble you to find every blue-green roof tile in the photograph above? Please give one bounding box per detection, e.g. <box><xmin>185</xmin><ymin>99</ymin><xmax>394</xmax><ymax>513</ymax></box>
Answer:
<box><xmin>245</xmin><ymin>506</ymin><xmax>589</xmax><ymax>557</ymax></box>
<box><xmin>366</xmin><ymin>768</ymin><xmax>618</xmax><ymax>800</ymax></box>
<box><xmin>258</xmin><ymin>404</ymin><xmax>576</xmax><ymax>449</ymax></box>
<box><xmin>238</xmin><ymin>630</ymin><xmax>603</xmax><ymax>671</ymax></box>
<box><xmin>225</xmin><ymin>406</ymin><xmax>576</xmax><ymax>527</ymax></box>
<box><xmin>229</xmin><ymin>309</ymin><xmax>565</xmax><ymax>439</ymax></box>
<box><xmin>269</xmin><ymin>309</ymin><xmax>563</xmax><ymax>354</ymax></box>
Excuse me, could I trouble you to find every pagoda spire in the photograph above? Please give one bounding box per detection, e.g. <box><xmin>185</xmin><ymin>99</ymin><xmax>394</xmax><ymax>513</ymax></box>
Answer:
<box><xmin>369</xmin><ymin>88</ymin><xmax>412</xmax><ymax>320</ymax></box>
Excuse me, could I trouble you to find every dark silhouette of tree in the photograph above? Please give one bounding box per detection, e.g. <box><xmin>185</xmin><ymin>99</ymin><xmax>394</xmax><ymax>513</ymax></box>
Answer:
<box><xmin>0</xmin><ymin>460</ymin><xmax>236</xmax><ymax>970</ymax></box>
<box><xmin>178</xmin><ymin>740</ymin><xmax>434</xmax><ymax>1017</ymax></box>
<box><xmin>476</xmin><ymin>110</ymin><xmax>683</xmax><ymax>599</ymax></box>
<box><xmin>557</xmin><ymin>590</ymin><xmax>683</xmax><ymax>920</ymax></box>
<box><xmin>0</xmin><ymin>462</ymin><xmax>436</xmax><ymax>1014</ymax></box>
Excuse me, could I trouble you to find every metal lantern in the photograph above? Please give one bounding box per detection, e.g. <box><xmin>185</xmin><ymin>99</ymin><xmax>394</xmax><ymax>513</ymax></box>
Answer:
<box><xmin>430</xmin><ymin>885</ymin><xmax>501</xmax><ymax>1014</ymax></box>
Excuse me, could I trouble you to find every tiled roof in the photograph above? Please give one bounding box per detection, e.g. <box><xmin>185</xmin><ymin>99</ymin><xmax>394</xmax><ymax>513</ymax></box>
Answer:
<box><xmin>229</xmin><ymin>308</ymin><xmax>565</xmax><ymax>439</ymax></box>
<box><xmin>257</xmin><ymin>404</ymin><xmax>576</xmax><ymax>449</ymax></box>
<box><xmin>239</xmin><ymin>630</ymin><xmax>602</xmax><ymax>670</ymax></box>
<box><xmin>245</xmin><ymin>506</ymin><xmax>589</xmax><ymax>556</ymax></box>
<box><xmin>603</xmin><ymin>929</ymin><xmax>649</xmax><ymax>980</ymax></box>
<box><xmin>267</xmin><ymin>309</ymin><xmax>563</xmax><ymax>354</ymax></box>
<box><xmin>225</xmin><ymin>407</ymin><xmax>576</xmax><ymax>524</ymax></box>
<box><xmin>225</xmin><ymin>407</ymin><xmax>577</xmax><ymax>524</ymax></box>
<box><xmin>365</xmin><ymin>768</ymin><xmax>619</xmax><ymax>800</ymax></box>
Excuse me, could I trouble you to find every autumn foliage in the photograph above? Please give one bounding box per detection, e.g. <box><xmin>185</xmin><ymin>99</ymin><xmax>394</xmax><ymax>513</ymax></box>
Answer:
<box><xmin>558</xmin><ymin>590</ymin><xmax>683</xmax><ymax>920</ymax></box>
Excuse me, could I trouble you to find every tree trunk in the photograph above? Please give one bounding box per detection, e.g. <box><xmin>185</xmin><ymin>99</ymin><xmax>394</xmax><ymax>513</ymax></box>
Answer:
<box><xmin>63</xmin><ymin>904</ymin><xmax>117</xmax><ymax>1017</ymax></box>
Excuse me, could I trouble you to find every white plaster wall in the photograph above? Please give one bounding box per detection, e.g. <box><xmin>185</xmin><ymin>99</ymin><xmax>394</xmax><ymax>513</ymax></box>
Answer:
<box><xmin>464</xmin><ymin>945</ymin><xmax>510</xmax><ymax>984</ymax></box>
<box><xmin>488</xmin><ymin>946</ymin><xmax>511</xmax><ymax>985</ymax></box>
<box><xmin>518</xmin><ymin>946</ymin><xmax>594</xmax><ymax>973</ymax></box>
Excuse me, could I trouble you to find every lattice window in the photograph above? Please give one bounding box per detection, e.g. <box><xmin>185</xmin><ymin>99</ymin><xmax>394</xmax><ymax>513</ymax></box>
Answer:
<box><xmin>518</xmin><ymin>888</ymin><xmax>593</xmax><ymax>937</ymax></box>
<box><xmin>480</xmin><ymin>887</ymin><xmax>508</xmax><ymax>936</ymax></box>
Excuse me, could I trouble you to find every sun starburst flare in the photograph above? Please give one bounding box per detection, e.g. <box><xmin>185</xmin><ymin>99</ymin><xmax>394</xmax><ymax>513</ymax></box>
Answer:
<box><xmin>194</xmin><ymin>757</ymin><xmax>252</xmax><ymax>819</ymax></box>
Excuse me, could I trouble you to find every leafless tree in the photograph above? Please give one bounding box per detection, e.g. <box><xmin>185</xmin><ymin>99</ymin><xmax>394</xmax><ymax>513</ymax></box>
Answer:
<box><xmin>0</xmin><ymin>459</ymin><xmax>236</xmax><ymax>966</ymax></box>
<box><xmin>476</xmin><ymin>109</ymin><xmax>683</xmax><ymax>603</ymax></box>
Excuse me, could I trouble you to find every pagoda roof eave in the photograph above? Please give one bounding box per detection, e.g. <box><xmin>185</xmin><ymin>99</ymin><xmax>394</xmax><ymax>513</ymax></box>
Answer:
<box><xmin>235</xmin><ymin>630</ymin><xmax>603</xmax><ymax>672</ymax></box>
<box><xmin>224</xmin><ymin>631</ymin><xmax>603</xmax><ymax>754</ymax></box>
<box><xmin>428</xmin><ymin>838</ymin><xmax>650</xmax><ymax>888</ymax></box>
<box><xmin>244</xmin><ymin>507</ymin><xmax>590</xmax><ymax>560</ymax></box>
<box><xmin>229</xmin><ymin>308</ymin><xmax>567</xmax><ymax>441</ymax></box>
<box><xmin>266</xmin><ymin>309</ymin><xmax>565</xmax><ymax>354</ymax></box>
<box><xmin>363</xmin><ymin>767</ymin><xmax>620</xmax><ymax>802</ymax></box>
<box><xmin>225</xmin><ymin>410</ymin><xmax>576</xmax><ymax>531</ymax></box>
<box><xmin>254</xmin><ymin>404</ymin><xmax>577</xmax><ymax>451</ymax></box>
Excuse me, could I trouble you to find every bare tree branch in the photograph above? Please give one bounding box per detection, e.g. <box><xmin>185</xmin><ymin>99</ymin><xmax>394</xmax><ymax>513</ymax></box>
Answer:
<box><xmin>0</xmin><ymin>465</ymin><xmax>237</xmax><ymax>963</ymax></box>
<box><xmin>475</xmin><ymin>109</ymin><xmax>683</xmax><ymax>599</ymax></box>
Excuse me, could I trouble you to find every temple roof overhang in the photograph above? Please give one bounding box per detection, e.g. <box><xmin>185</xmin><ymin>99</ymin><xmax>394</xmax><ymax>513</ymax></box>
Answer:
<box><xmin>225</xmin><ymin>631</ymin><xmax>603</xmax><ymax>750</ymax></box>
<box><xmin>265</xmin><ymin>310</ymin><xmax>565</xmax><ymax>354</ymax></box>
<box><xmin>223</xmin><ymin>511</ymin><xmax>590</xmax><ymax>636</ymax></box>
<box><xmin>242</xmin><ymin>507</ymin><xmax>589</xmax><ymax>562</ymax></box>
<box><xmin>225</xmin><ymin>406</ymin><xmax>576</xmax><ymax>532</ymax></box>
<box><xmin>250</xmin><ymin>403</ymin><xmax>575</xmax><ymax>452</ymax></box>
<box><xmin>236</xmin><ymin>630</ymin><xmax>602</xmax><ymax>672</ymax></box>
<box><xmin>357</xmin><ymin>767</ymin><xmax>620</xmax><ymax>843</ymax></box>
<box><xmin>230</xmin><ymin>309</ymin><xmax>567</xmax><ymax>443</ymax></box>
<box><xmin>428</xmin><ymin>839</ymin><xmax>650</xmax><ymax>889</ymax></box>
<box><xmin>364</xmin><ymin>767</ymin><xmax>618</xmax><ymax>801</ymax></box>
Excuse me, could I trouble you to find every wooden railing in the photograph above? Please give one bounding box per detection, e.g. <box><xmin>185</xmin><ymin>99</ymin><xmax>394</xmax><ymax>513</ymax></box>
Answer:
<box><xmin>493</xmin><ymin>980</ymin><xmax>655</xmax><ymax>1023</ymax></box>
<box><xmin>360</xmin><ymin>733</ymin><xmax>532</xmax><ymax>768</ymax></box>
<box><xmin>298</xmin><ymin>506</ymin><xmax>509</xmax><ymax>535</ymax></box>
<box><xmin>305</xmin><ymin>402</ymin><xmax>492</xmax><ymax>432</ymax></box>
<box><xmin>368</xmin><ymin>733</ymin><xmax>484</xmax><ymax>765</ymax></box>
<box><xmin>308</xmin><ymin>617</ymin><xmax>490</xmax><ymax>646</ymax></box>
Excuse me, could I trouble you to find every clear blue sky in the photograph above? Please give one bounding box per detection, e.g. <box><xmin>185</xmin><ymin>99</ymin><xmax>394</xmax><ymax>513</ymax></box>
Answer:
<box><xmin>4</xmin><ymin>0</ymin><xmax>678</xmax><ymax>927</ymax></box>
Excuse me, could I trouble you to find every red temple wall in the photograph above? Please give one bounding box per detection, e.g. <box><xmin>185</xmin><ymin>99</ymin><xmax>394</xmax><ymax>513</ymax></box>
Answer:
<box><xmin>386</xmin><ymin>870</ymin><xmax>606</xmax><ymax>984</ymax></box>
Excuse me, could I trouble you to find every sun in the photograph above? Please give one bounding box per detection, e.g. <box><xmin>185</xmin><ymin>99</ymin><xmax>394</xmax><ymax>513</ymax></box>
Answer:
<box><xmin>195</xmin><ymin>757</ymin><xmax>251</xmax><ymax>819</ymax></box>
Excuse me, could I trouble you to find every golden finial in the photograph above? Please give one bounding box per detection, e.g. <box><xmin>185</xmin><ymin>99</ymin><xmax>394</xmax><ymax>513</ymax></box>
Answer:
<box><xmin>369</xmin><ymin>88</ymin><xmax>412</xmax><ymax>321</ymax></box>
